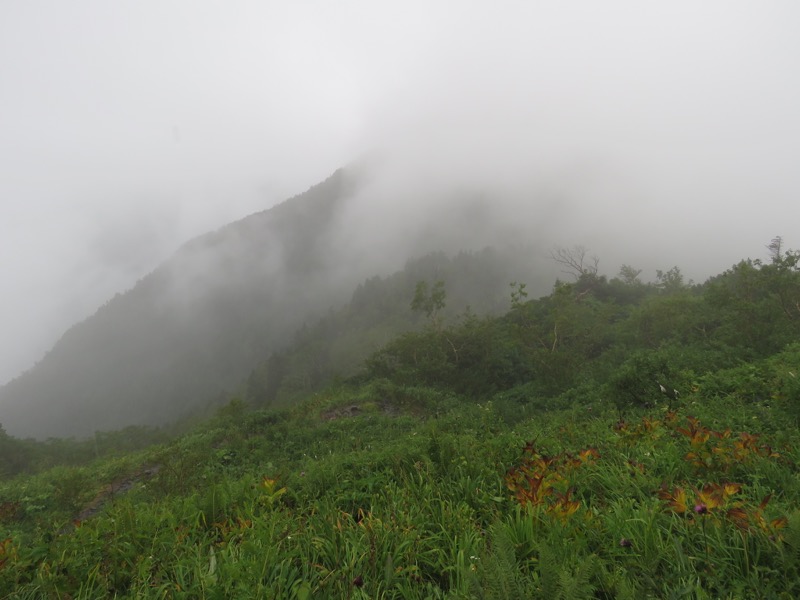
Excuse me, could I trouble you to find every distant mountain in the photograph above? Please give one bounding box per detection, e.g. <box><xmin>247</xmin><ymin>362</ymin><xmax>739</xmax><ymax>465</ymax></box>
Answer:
<box><xmin>1</xmin><ymin>170</ymin><xmax>358</xmax><ymax>438</ymax></box>
<box><xmin>0</xmin><ymin>168</ymin><xmax>551</xmax><ymax>439</ymax></box>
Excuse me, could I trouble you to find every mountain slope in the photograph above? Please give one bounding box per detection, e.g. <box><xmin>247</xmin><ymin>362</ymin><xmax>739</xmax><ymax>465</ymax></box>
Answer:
<box><xmin>243</xmin><ymin>247</ymin><xmax>552</xmax><ymax>408</ymax></box>
<box><xmin>0</xmin><ymin>170</ymin><xmax>359</xmax><ymax>438</ymax></box>
<box><xmin>3</xmin><ymin>246</ymin><xmax>800</xmax><ymax>597</ymax></box>
<box><xmin>1</xmin><ymin>167</ymin><xmax>556</xmax><ymax>439</ymax></box>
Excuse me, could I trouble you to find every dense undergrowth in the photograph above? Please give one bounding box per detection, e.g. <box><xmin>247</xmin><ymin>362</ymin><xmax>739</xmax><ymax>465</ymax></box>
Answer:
<box><xmin>2</xmin><ymin>379</ymin><xmax>799</xmax><ymax>599</ymax></box>
<box><xmin>2</xmin><ymin>241</ymin><xmax>800</xmax><ymax>598</ymax></box>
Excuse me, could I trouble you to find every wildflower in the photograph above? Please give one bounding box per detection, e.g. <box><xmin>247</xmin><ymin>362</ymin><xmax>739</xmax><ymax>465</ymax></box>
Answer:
<box><xmin>619</xmin><ymin>538</ymin><xmax>632</xmax><ymax>548</ymax></box>
<box><xmin>694</xmin><ymin>503</ymin><xmax>708</xmax><ymax>515</ymax></box>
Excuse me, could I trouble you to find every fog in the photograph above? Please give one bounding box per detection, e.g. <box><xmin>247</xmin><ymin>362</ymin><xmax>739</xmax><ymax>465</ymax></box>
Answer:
<box><xmin>2</xmin><ymin>1</ymin><xmax>799</xmax><ymax>385</ymax></box>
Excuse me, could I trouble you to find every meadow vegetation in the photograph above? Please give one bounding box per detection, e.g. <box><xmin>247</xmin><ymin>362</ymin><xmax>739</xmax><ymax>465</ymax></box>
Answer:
<box><xmin>2</xmin><ymin>240</ymin><xmax>800</xmax><ymax>598</ymax></box>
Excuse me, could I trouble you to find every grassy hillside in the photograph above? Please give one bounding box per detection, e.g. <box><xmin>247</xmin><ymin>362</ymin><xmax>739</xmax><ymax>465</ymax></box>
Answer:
<box><xmin>1</xmin><ymin>241</ymin><xmax>799</xmax><ymax>598</ymax></box>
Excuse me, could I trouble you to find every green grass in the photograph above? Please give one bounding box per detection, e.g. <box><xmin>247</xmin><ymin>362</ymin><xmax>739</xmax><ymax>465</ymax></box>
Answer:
<box><xmin>5</xmin><ymin>241</ymin><xmax>800</xmax><ymax>597</ymax></box>
<box><xmin>2</xmin><ymin>378</ymin><xmax>800</xmax><ymax>599</ymax></box>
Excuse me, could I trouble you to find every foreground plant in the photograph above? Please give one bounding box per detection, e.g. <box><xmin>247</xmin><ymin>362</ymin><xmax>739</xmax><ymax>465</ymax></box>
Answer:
<box><xmin>505</xmin><ymin>443</ymin><xmax>599</xmax><ymax>522</ymax></box>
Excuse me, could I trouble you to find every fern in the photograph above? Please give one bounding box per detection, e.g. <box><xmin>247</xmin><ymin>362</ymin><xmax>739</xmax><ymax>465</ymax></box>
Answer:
<box><xmin>555</xmin><ymin>554</ymin><xmax>597</xmax><ymax>600</ymax></box>
<box><xmin>781</xmin><ymin>509</ymin><xmax>800</xmax><ymax>584</ymax></box>
<box><xmin>596</xmin><ymin>565</ymin><xmax>638</xmax><ymax>600</ymax></box>
<box><xmin>784</xmin><ymin>511</ymin><xmax>800</xmax><ymax>558</ymax></box>
<box><xmin>478</xmin><ymin>523</ymin><xmax>538</xmax><ymax>599</ymax></box>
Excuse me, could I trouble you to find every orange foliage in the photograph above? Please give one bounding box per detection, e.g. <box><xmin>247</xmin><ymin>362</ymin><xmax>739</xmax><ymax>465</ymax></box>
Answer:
<box><xmin>506</xmin><ymin>442</ymin><xmax>599</xmax><ymax>522</ymax></box>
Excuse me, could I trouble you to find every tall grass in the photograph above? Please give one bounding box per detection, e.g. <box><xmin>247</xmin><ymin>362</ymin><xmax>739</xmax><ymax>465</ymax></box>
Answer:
<box><xmin>2</xmin><ymin>383</ymin><xmax>799</xmax><ymax>598</ymax></box>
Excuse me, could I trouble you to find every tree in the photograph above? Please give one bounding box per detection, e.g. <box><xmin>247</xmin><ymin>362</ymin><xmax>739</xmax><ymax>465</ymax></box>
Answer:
<box><xmin>0</xmin><ymin>422</ymin><xmax>32</xmax><ymax>478</ymax></box>
<box><xmin>548</xmin><ymin>245</ymin><xmax>599</xmax><ymax>280</ymax></box>
<box><xmin>411</xmin><ymin>280</ymin><xmax>447</xmax><ymax>330</ymax></box>
<box><xmin>705</xmin><ymin>241</ymin><xmax>800</xmax><ymax>356</ymax></box>
<box><xmin>757</xmin><ymin>238</ymin><xmax>800</xmax><ymax>322</ymax></box>
<box><xmin>766</xmin><ymin>236</ymin><xmax>784</xmax><ymax>264</ymax></box>
<box><xmin>655</xmin><ymin>266</ymin><xmax>686</xmax><ymax>294</ymax></box>
<box><xmin>618</xmin><ymin>265</ymin><xmax>642</xmax><ymax>286</ymax></box>
<box><xmin>509</xmin><ymin>281</ymin><xmax>528</xmax><ymax>309</ymax></box>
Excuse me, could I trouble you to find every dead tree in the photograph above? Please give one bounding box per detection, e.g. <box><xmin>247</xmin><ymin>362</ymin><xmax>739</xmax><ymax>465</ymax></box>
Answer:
<box><xmin>548</xmin><ymin>245</ymin><xmax>599</xmax><ymax>280</ymax></box>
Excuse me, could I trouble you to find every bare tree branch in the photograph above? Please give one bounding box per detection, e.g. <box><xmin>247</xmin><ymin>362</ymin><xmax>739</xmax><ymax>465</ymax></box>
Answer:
<box><xmin>548</xmin><ymin>245</ymin><xmax>599</xmax><ymax>280</ymax></box>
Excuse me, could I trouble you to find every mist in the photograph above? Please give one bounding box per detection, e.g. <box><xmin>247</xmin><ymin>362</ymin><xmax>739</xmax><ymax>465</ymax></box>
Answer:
<box><xmin>2</xmin><ymin>1</ymin><xmax>800</xmax><ymax>387</ymax></box>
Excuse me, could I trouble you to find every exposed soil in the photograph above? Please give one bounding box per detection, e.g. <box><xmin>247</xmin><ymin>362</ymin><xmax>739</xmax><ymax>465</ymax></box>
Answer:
<box><xmin>61</xmin><ymin>464</ymin><xmax>162</xmax><ymax>533</ymax></box>
<box><xmin>321</xmin><ymin>404</ymin><xmax>364</xmax><ymax>421</ymax></box>
<box><xmin>321</xmin><ymin>400</ymin><xmax>399</xmax><ymax>421</ymax></box>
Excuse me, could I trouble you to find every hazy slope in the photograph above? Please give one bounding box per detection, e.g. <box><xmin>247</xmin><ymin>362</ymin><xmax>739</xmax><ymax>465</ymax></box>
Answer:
<box><xmin>0</xmin><ymin>170</ymin><xmax>359</xmax><ymax>438</ymax></box>
<box><xmin>243</xmin><ymin>247</ymin><xmax>553</xmax><ymax>408</ymax></box>
<box><xmin>1</xmin><ymin>165</ymin><xmax>558</xmax><ymax>439</ymax></box>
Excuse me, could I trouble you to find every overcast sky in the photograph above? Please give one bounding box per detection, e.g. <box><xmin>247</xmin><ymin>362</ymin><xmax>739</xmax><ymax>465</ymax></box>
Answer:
<box><xmin>1</xmin><ymin>1</ymin><xmax>799</xmax><ymax>385</ymax></box>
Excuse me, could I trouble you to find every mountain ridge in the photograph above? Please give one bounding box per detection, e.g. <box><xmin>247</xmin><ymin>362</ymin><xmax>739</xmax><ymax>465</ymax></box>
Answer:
<box><xmin>0</xmin><ymin>167</ymin><xmax>552</xmax><ymax>439</ymax></box>
<box><xmin>0</xmin><ymin>169</ymin><xmax>356</xmax><ymax>438</ymax></box>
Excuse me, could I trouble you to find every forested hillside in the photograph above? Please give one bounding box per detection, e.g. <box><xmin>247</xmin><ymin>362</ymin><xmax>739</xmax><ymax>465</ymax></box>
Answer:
<box><xmin>241</xmin><ymin>238</ymin><xmax>800</xmax><ymax>417</ymax></box>
<box><xmin>1</xmin><ymin>239</ymin><xmax>799</xmax><ymax>597</ymax></box>
<box><xmin>0</xmin><ymin>169</ymin><xmax>555</xmax><ymax>439</ymax></box>
<box><xmin>362</xmin><ymin>240</ymin><xmax>800</xmax><ymax>411</ymax></box>
<box><xmin>242</xmin><ymin>247</ymin><xmax>551</xmax><ymax>408</ymax></box>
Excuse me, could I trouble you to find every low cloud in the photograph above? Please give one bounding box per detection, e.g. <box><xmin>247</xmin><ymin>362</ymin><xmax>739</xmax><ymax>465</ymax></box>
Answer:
<box><xmin>1</xmin><ymin>1</ymin><xmax>799</xmax><ymax>383</ymax></box>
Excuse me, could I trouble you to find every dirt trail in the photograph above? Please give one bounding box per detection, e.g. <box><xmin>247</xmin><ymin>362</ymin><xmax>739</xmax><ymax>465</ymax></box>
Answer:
<box><xmin>61</xmin><ymin>464</ymin><xmax>161</xmax><ymax>533</ymax></box>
